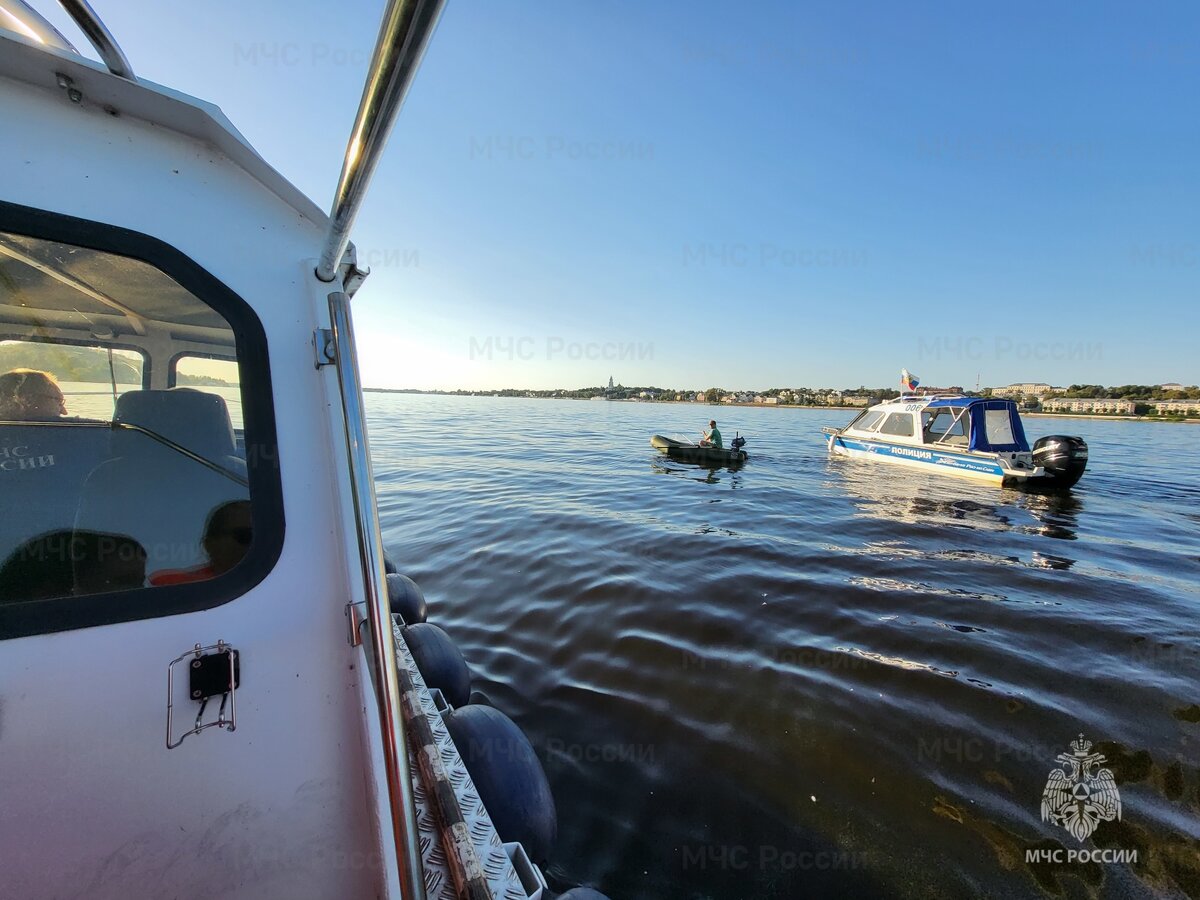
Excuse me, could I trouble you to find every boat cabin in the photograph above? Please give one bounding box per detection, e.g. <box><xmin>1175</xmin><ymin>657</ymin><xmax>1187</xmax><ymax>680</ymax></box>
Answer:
<box><xmin>842</xmin><ymin>396</ymin><xmax>1032</xmax><ymax>455</ymax></box>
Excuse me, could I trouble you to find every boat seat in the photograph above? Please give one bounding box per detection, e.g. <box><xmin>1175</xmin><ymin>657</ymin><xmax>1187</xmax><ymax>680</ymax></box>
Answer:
<box><xmin>0</xmin><ymin>421</ymin><xmax>112</xmax><ymax>580</ymax></box>
<box><xmin>0</xmin><ymin>529</ymin><xmax>147</xmax><ymax>603</ymax></box>
<box><xmin>75</xmin><ymin>390</ymin><xmax>249</xmax><ymax>581</ymax></box>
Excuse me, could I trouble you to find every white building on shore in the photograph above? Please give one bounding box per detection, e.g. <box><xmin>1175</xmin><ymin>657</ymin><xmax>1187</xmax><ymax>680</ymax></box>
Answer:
<box><xmin>1042</xmin><ymin>398</ymin><xmax>1136</xmax><ymax>414</ymax></box>
<box><xmin>1150</xmin><ymin>399</ymin><xmax>1200</xmax><ymax>415</ymax></box>
<box><xmin>991</xmin><ymin>383</ymin><xmax>1055</xmax><ymax>398</ymax></box>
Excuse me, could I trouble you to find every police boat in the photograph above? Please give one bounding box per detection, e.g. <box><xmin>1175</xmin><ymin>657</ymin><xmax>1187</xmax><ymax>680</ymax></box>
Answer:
<box><xmin>823</xmin><ymin>395</ymin><xmax>1088</xmax><ymax>489</ymax></box>
<box><xmin>0</xmin><ymin>3</ymin><xmax>609</xmax><ymax>898</ymax></box>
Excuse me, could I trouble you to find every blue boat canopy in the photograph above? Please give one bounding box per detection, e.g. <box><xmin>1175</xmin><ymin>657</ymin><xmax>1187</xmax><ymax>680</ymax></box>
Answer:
<box><xmin>926</xmin><ymin>397</ymin><xmax>1030</xmax><ymax>452</ymax></box>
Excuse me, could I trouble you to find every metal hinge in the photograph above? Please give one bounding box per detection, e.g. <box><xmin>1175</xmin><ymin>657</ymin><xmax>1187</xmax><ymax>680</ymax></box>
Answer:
<box><xmin>313</xmin><ymin>328</ymin><xmax>335</xmax><ymax>368</ymax></box>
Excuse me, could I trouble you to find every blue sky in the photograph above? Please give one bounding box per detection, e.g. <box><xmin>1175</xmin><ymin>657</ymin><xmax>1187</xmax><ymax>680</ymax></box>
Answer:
<box><xmin>35</xmin><ymin>0</ymin><xmax>1200</xmax><ymax>390</ymax></box>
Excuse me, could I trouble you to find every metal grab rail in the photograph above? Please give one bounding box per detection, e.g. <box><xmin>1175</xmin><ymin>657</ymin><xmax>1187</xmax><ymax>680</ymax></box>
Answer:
<box><xmin>315</xmin><ymin>0</ymin><xmax>446</xmax><ymax>283</ymax></box>
<box><xmin>56</xmin><ymin>0</ymin><xmax>134</xmax><ymax>79</ymax></box>
<box><xmin>1</xmin><ymin>0</ymin><xmax>77</xmax><ymax>51</ymax></box>
<box><xmin>328</xmin><ymin>290</ymin><xmax>425</xmax><ymax>899</ymax></box>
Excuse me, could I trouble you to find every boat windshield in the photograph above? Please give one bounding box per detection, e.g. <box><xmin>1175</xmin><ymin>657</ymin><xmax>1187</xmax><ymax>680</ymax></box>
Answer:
<box><xmin>847</xmin><ymin>409</ymin><xmax>885</xmax><ymax>432</ymax></box>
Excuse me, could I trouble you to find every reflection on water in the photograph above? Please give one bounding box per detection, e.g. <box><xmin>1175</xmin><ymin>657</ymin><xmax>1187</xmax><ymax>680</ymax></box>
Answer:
<box><xmin>1018</xmin><ymin>491</ymin><xmax>1083</xmax><ymax>543</ymax></box>
<box><xmin>369</xmin><ymin>396</ymin><xmax>1200</xmax><ymax>899</ymax></box>
<box><xmin>835</xmin><ymin>462</ymin><xmax>1087</xmax><ymax>560</ymax></box>
<box><xmin>1029</xmin><ymin>551</ymin><xmax>1076</xmax><ymax>571</ymax></box>
<box><xmin>651</xmin><ymin>458</ymin><xmax>746</xmax><ymax>487</ymax></box>
<box><xmin>835</xmin><ymin>461</ymin><xmax>1019</xmax><ymax>532</ymax></box>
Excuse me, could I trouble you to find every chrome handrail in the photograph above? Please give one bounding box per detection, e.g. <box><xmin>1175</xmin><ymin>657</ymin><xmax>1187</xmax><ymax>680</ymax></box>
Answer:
<box><xmin>327</xmin><ymin>290</ymin><xmax>425</xmax><ymax>900</ymax></box>
<box><xmin>56</xmin><ymin>0</ymin><xmax>134</xmax><ymax>79</ymax></box>
<box><xmin>315</xmin><ymin>0</ymin><xmax>446</xmax><ymax>283</ymax></box>
<box><xmin>1</xmin><ymin>0</ymin><xmax>77</xmax><ymax>50</ymax></box>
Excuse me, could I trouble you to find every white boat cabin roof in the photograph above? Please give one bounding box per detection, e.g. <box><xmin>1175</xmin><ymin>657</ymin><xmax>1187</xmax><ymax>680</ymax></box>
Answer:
<box><xmin>0</xmin><ymin>28</ymin><xmax>327</xmax><ymax>227</ymax></box>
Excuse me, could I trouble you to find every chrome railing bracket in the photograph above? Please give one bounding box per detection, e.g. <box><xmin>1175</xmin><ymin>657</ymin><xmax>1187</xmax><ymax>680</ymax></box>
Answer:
<box><xmin>313</xmin><ymin>328</ymin><xmax>336</xmax><ymax>368</ymax></box>
<box><xmin>345</xmin><ymin>599</ymin><xmax>367</xmax><ymax>647</ymax></box>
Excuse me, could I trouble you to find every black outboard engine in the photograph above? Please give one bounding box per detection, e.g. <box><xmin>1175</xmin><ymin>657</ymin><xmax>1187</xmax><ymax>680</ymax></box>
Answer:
<box><xmin>731</xmin><ymin>434</ymin><xmax>746</xmax><ymax>452</ymax></box>
<box><xmin>1032</xmin><ymin>435</ymin><xmax>1088</xmax><ymax>489</ymax></box>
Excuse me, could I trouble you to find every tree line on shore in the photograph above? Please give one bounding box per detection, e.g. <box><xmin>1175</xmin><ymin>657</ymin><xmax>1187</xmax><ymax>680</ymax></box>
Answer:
<box><xmin>366</xmin><ymin>382</ymin><xmax>1200</xmax><ymax>409</ymax></box>
<box><xmin>1051</xmin><ymin>384</ymin><xmax>1200</xmax><ymax>400</ymax></box>
<box><xmin>366</xmin><ymin>385</ymin><xmax>904</xmax><ymax>403</ymax></box>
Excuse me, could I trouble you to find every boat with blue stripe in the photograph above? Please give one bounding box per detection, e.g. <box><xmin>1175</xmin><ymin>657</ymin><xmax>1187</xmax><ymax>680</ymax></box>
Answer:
<box><xmin>824</xmin><ymin>393</ymin><xmax>1088</xmax><ymax>489</ymax></box>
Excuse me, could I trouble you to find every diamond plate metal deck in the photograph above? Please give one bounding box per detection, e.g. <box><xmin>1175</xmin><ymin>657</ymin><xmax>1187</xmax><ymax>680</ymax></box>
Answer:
<box><xmin>395</xmin><ymin>621</ymin><xmax>532</xmax><ymax>900</ymax></box>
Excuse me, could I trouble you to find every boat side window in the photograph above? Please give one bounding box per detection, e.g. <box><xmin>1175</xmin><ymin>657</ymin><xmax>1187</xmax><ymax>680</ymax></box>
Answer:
<box><xmin>852</xmin><ymin>410</ymin><xmax>885</xmax><ymax>432</ymax></box>
<box><xmin>924</xmin><ymin>408</ymin><xmax>968</xmax><ymax>444</ymax></box>
<box><xmin>0</xmin><ymin>211</ymin><xmax>282</xmax><ymax>639</ymax></box>
<box><xmin>878</xmin><ymin>412</ymin><xmax>915</xmax><ymax>437</ymax></box>
<box><xmin>984</xmin><ymin>408</ymin><xmax>1016</xmax><ymax>446</ymax></box>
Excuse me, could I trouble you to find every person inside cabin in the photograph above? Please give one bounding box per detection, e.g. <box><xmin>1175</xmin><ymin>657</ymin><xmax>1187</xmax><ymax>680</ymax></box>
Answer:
<box><xmin>700</xmin><ymin>419</ymin><xmax>723</xmax><ymax>449</ymax></box>
<box><xmin>149</xmin><ymin>499</ymin><xmax>252</xmax><ymax>586</ymax></box>
<box><xmin>0</xmin><ymin>530</ymin><xmax>147</xmax><ymax>603</ymax></box>
<box><xmin>73</xmin><ymin>531</ymin><xmax>148</xmax><ymax>595</ymax></box>
<box><xmin>0</xmin><ymin>369</ymin><xmax>67</xmax><ymax>420</ymax></box>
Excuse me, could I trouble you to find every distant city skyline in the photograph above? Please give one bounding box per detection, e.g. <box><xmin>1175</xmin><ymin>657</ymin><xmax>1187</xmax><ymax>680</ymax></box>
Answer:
<box><xmin>34</xmin><ymin>1</ymin><xmax>1200</xmax><ymax>391</ymax></box>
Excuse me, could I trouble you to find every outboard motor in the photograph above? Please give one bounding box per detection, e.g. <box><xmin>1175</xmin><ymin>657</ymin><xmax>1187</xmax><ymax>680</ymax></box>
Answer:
<box><xmin>1032</xmin><ymin>435</ymin><xmax>1088</xmax><ymax>489</ymax></box>
<box><xmin>731</xmin><ymin>435</ymin><xmax>746</xmax><ymax>452</ymax></box>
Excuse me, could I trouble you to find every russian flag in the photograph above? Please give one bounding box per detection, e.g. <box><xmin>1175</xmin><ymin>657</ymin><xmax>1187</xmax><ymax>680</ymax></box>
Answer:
<box><xmin>901</xmin><ymin>368</ymin><xmax>919</xmax><ymax>391</ymax></box>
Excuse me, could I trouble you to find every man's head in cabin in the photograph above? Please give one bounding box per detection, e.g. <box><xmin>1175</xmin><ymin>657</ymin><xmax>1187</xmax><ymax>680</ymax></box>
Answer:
<box><xmin>0</xmin><ymin>369</ymin><xmax>67</xmax><ymax>420</ymax></box>
<box><xmin>202</xmin><ymin>499</ymin><xmax>252</xmax><ymax>576</ymax></box>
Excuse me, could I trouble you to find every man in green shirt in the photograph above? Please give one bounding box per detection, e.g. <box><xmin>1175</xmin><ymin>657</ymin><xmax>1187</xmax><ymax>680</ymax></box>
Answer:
<box><xmin>700</xmin><ymin>420</ymin><xmax>723</xmax><ymax>449</ymax></box>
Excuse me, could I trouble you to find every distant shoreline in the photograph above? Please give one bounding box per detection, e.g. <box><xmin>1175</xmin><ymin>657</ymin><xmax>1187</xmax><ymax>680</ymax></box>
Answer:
<box><xmin>363</xmin><ymin>389</ymin><xmax>1200</xmax><ymax>423</ymax></box>
<box><xmin>363</xmin><ymin>388</ymin><xmax>853</xmax><ymax>411</ymax></box>
<box><xmin>1022</xmin><ymin>411</ymin><xmax>1199</xmax><ymax>423</ymax></box>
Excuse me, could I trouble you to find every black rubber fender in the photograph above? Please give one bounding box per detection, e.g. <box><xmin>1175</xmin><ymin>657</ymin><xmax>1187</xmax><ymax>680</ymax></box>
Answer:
<box><xmin>443</xmin><ymin>704</ymin><xmax>557</xmax><ymax>865</ymax></box>
<box><xmin>386</xmin><ymin>573</ymin><xmax>428</xmax><ymax>624</ymax></box>
<box><xmin>402</xmin><ymin>622</ymin><xmax>471</xmax><ymax>707</ymax></box>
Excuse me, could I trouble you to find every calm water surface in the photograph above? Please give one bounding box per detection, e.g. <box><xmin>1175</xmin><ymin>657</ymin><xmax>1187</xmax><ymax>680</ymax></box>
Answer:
<box><xmin>368</xmin><ymin>394</ymin><xmax>1200</xmax><ymax>900</ymax></box>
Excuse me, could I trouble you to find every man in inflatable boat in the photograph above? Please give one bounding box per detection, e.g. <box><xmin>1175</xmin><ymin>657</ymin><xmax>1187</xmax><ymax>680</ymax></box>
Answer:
<box><xmin>699</xmin><ymin>419</ymin><xmax>722</xmax><ymax>448</ymax></box>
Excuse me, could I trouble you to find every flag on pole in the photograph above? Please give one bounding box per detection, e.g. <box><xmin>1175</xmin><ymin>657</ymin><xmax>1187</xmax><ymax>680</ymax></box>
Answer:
<box><xmin>901</xmin><ymin>368</ymin><xmax>920</xmax><ymax>391</ymax></box>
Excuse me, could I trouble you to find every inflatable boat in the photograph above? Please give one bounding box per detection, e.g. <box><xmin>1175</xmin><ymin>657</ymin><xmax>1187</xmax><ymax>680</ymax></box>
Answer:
<box><xmin>651</xmin><ymin>433</ymin><xmax>748</xmax><ymax>465</ymax></box>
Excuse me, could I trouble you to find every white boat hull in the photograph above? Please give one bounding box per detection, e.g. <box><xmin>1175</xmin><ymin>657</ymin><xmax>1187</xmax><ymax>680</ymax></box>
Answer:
<box><xmin>828</xmin><ymin>434</ymin><xmax>1040</xmax><ymax>485</ymax></box>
